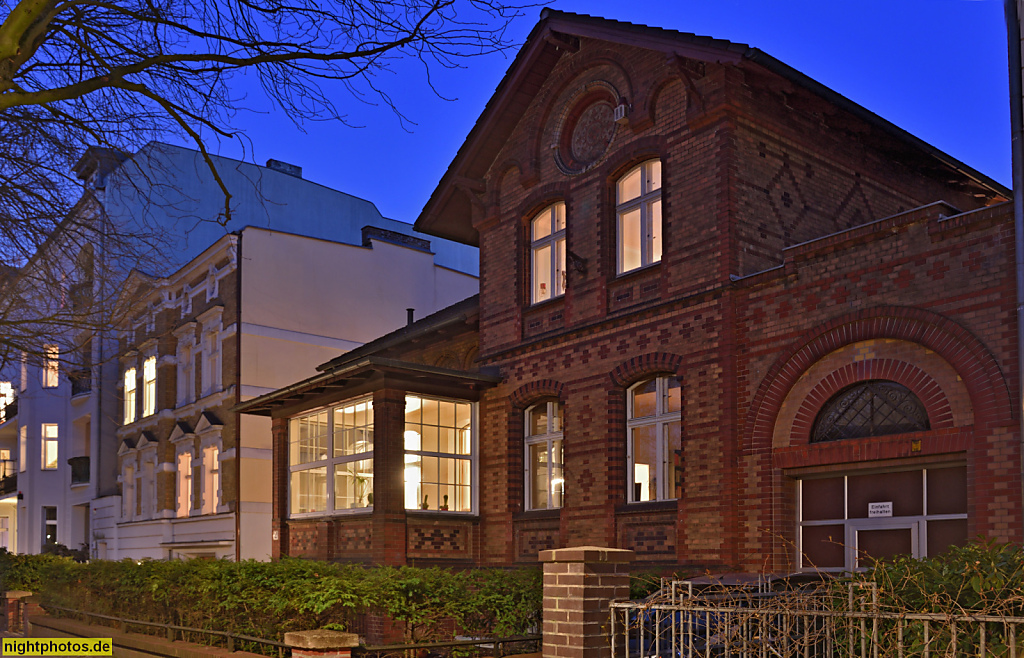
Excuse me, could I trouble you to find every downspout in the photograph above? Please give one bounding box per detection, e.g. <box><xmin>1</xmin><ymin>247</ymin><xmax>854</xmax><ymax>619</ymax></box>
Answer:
<box><xmin>235</xmin><ymin>232</ymin><xmax>243</xmax><ymax>562</ymax></box>
<box><xmin>1007</xmin><ymin>0</ymin><xmax>1024</xmax><ymax>526</ymax></box>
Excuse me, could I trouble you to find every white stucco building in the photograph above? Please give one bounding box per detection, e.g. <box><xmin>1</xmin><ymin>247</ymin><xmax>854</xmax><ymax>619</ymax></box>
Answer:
<box><xmin>1</xmin><ymin>142</ymin><xmax>477</xmax><ymax>558</ymax></box>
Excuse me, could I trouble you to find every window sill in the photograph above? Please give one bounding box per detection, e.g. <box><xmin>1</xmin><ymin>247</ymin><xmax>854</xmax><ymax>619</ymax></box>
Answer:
<box><xmin>615</xmin><ymin>261</ymin><xmax>661</xmax><ymax>280</ymax></box>
<box><xmin>527</xmin><ymin>295</ymin><xmax>565</xmax><ymax>310</ymax></box>
<box><xmin>616</xmin><ymin>499</ymin><xmax>677</xmax><ymax>514</ymax></box>
<box><xmin>288</xmin><ymin>508</ymin><xmax>373</xmax><ymax>520</ymax></box>
<box><xmin>405</xmin><ymin>510</ymin><xmax>479</xmax><ymax>521</ymax></box>
<box><xmin>514</xmin><ymin>508</ymin><xmax>561</xmax><ymax>521</ymax></box>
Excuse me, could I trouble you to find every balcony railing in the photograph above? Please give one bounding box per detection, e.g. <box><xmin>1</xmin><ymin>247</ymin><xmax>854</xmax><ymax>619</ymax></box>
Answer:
<box><xmin>0</xmin><ymin>396</ymin><xmax>17</xmax><ymax>423</ymax></box>
<box><xmin>0</xmin><ymin>472</ymin><xmax>16</xmax><ymax>496</ymax></box>
<box><xmin>68</xmin><ymin>456</ymin><xmax>90</xmax><ymax>485</ymax></box>
<box><xmin>70</xmin><ymin>369</ymin><xmax>92</xmax><ymax>397</ymax></box>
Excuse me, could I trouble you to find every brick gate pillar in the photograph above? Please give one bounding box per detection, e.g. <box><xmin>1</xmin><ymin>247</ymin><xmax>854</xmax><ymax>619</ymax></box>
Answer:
<box><xmin>540</xmin><ymin>546</ymin><xmax>633</xmax><ymax>658</ymax></box>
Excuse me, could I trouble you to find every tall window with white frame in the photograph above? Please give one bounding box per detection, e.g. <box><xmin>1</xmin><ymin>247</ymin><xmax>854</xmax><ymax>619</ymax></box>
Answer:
<box><xmin>176</xmin><ymin>452</ymin><xmax>192</xmax><ymax>517</ymax></box>
<box><xmin>617</xmin><ymin>159</ymin><xmax>663</xmax><ymax>274</ymax></box>
<box><xmin>201</xmin><ymin>329</ymin><xmax>221</xmax><ymax>396</ymax></box>
<box><xmin>123</xmin><ymin>368</ymin><xmax>137</xmax><ymax>424</ymax></box>
<box><xmin>142</xmin><ymin>356</ymin><xmax>157</xmax><ymax>417</ymax></box>
<box><xmin>177</xmin><ymin>341</ymin><xmax>194</xmax><ymax>406</ymax></box>
<box><xmin>531</xmin><ymin>202</ymin><xmax>567</xmax><ymax>304</ymax></box>
<box><xmin>627</xmin><ymin>376</ymin><xmax>681</xmax><ymax>502</ymax></box>
<box><xmin>40</xmin><ymin>424</ymin><xmax>58</xmax><ymax>470</ymax></box>
<box><xmin>122</xmin><ymin>464</ymin><xmax>135</xmax><ymax>520</ymax></box>
<box><xmin>202</xmin><ymin>445</ymin><xmax>220</xmax><ymax>514</ymax></box>
<box><xmin>525</xmin><ymin>400</ymin><xmax>564</xmax><ymax>510</ymax></box>
<box><xmin>41</xmin><ymin>345</ymin><xmax>59</xmax><ymax>388</ymax></box>
<box><xmin>404</xmin><ymin>396</ymin><xmax>473</xmax><ymax>512</ymax></box>
<box><xmin>289</xmin><ymin>397</ymin><xmax>374</xmax><ymax>515</ymax></box>
<box><xmin>18</xmin><ymin>427</ymin><xmax>26</xmax><ymax>473</ymax></box>
<box><xmin>42</xmin><ymin>507</ymin><xmax>57</xmax><ymax>545</ymax></box>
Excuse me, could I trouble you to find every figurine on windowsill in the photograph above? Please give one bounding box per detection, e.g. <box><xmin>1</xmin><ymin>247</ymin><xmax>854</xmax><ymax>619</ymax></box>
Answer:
<box><xmin>440</xmin><ymin>494</ymin><xmax>449</xmax><ymax>511</ymax></box>
<box><xmin>420</xmin><ymin>494</ymin><xmax>429</xmax><ymax>510</ymax></box>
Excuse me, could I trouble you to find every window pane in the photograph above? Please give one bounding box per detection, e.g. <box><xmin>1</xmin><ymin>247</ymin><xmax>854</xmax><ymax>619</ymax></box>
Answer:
<box><xmin>646</xmin><ymin>160</ymin><xmax>662</xmax><ymax>192</ymax></box>
<box><xmin>618</xmin><ymin>167</ymin><xmax>641</xmax><ymax>203</ymax></box>
<box><xmin>456</xmin><ymin>403</ymin><xmax>471</xmax><ymax>429</ymax></box>
<box><xmin>422</xmin><ymin>425</ymin><xmax>439</xmax><ymax>453</ymax></box>
<box><xmin>665</xmin><ymin>378</ymin><xmax>681</xmax><ymax>413</ymax></box>
<box><xmin>533</xmin><ymin>244</ymin><xmax>552</xmax><ymax>302</ymax></box>
<box><xmin>529</xmin><ymin>405</ymin><xmax>548</xmax><ymax>437</ymax></box>
<box><xmin>532</xmin><ymin>209</ymin><xmax>551</xmax><ymax>240</ymax></box>
<box><xmin>665</xmin><ymin>422</ymin><xmax>682</xmax><ymax>500</ymax></box>
<box><xmin>529</xmin><ymin>443</ymin><xmax>549</xmax><ymax>509</ymax></box>
<box><xmin>440</xmin><ymin>400</ymin><xmax>455</xmax><ymax>428</ymax></box>
<box><xmin>631</xmin><ymin>380</ymin><xmax>657</xmax><ymax>418</ymax></box>
<box><xmin>802</xmin><ymin>524</ymin><xmax>846</xmax><ymax>569</ymax></box>
<box><xmin>404</xmin><ymin>454</ymin><xmax>422</xmax><ymax>509</ymax></box>
<box><xmin>552</xmin><ymin>402</ymin><xmax>562</xmax><ymax>432</ymax></box>
<box><xmin>631</xmin><ymin>425</ymin><xmax>657</xmax><ymax>501</ymax></box>
<box><xmin>551</xmin><ymin>439</ymin><xmax>564</xmax><ymax>508</ymax></box>
<box><xmin>554</xmin><ymin>202</ymin><xmax>566</xmax><ymax>232</ymax></box>
<box><xmin>556</xmin><ymin>237</ymin><xmax>566</xmax><ymax>296</ymax></box>
<box><xmin>650</xmin><ymin>198</ymin><xmax>662</xmax><ymax>264</ymax></box>
<box><xmin>619</xmin><ymin>208</ymin><xmax>641</xmax><ymax>272</ymax></box>
<box><xmin>334</xmin><ymin>459</ymin><xmax>373</xmax><ymax>509</ymax></box>
<box><xmin>290</xmin><ymin>467</ymin><xmax>327</xmax><ymax>514</ymax></box>
<box><xmin>423</xmin><ymin>398</ymin><xmax>439</xmax><ymax>426</ymax></box>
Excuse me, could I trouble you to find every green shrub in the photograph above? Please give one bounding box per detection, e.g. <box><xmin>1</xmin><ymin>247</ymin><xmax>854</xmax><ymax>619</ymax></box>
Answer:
<box><xmin>5</xmin><ymin>555</ymin><xmax>541</xmax><ymax>644</ymax></box>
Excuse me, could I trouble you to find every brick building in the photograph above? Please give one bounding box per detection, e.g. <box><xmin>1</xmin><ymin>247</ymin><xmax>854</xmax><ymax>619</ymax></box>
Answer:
<box><xmin>242</xmin><ymin>11</ymin><xmax>1020</xmax><ymax>572</ymax></box>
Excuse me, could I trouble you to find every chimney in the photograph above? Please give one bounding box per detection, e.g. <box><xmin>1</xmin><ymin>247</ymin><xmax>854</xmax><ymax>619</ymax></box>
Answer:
<box><xmin>407</xmin><ymin>308</ymin><xmax>415</xmax><ymax>326</ymax></box>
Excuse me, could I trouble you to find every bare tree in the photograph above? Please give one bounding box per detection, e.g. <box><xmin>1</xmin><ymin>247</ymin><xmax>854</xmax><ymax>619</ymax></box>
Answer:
<box><xmin>0</xmin><ymin>0</ymin><xmax>521</xmax><ymax>370</ymax></box>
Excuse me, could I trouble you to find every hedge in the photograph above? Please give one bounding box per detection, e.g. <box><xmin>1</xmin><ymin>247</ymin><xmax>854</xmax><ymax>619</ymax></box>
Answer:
<box><xmin>0</xmin><ymin>551</ymin><xmax>541</xmax><ymax>643</ymax></box>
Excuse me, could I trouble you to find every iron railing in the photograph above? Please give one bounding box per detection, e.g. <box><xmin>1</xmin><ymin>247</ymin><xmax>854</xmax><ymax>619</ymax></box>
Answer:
<box><xmin>68</xmin><ymin>456</ymin><xmax>90</xmax><ymax>485</ymax></box>
<box><xmin>355</xmin><ymin>635</ymin><xmax>541</xmax><ymax>658</ymax></box>
<box><xmin>610</xmin><ymin>579</ymin><xmax>1024</xmax><ymax>658</ymax></box>
<box><xmin>69</xmin><ymin>370</ymin><xmax>92</xmax><ymax>396</ymax></box>
<box><xmin>0</xmin><ymin>472</ymin><xmax>16</xmax><ymax>496</ymax></box>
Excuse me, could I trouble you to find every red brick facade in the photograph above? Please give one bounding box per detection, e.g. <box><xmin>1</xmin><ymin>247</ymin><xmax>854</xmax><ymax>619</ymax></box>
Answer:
<box><xmin>252</xmin><ymin>11</ymin><xmax>1020</xmax><ymax>573</ymax></box>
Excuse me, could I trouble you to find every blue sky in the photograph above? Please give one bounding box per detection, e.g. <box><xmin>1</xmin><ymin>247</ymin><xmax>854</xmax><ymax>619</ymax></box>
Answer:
<box><xmin>210</xmin><ymin>0</ymin><xmax>1012</xmax><ymax>224</ymax></box>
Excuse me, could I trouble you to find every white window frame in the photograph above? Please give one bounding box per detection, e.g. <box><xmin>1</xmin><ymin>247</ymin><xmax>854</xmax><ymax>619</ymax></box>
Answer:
<box><xmin>122</xmin><ymin>463</ymin><xmax>135</xmax><ymax>520</ymax></box>
<box><xmin>626</xmin><ymin>376</ymin><xmax>681</xmax><ymax>503</ymax></box>
<box><xmin>201</xmin><ymin>443</ymin><xmax>220</xmax><ymax>515</ymax></box>
<box><xmin>201</xmin><ymin>329</ymin><xmax>221</xmax><ymax>397</ymax></box>
<box><xmin>616</xmin><ymin>159</ymin><xmax>663</xmax><ymax>274</ymax></box>
<box><xmin>288</xmin><ymin>397</ymin><xmax>374</xmax><ymax>517</ymax></box>
<box><xmin>41</xmin><ymin>345</ymin><xmax>59</xmax><ymax>388</ymax></box>
<box><xmin>142</xmin><ymin>356</ymin><xmax>157</xmax><ymax>417</ymax></box>
<box><xmin>530</xmin><ymin>202</ymin><xmax>567</xmax><ymax>304</ymax></box>
<box><xmin>403</xmin><ymin>394</ymin><xmax>476</xmax><ymax>513</ymax></box>
<box><xmin>525</xmin><ymin>400</ymin><xmax>564</xmax><ymax>510</ymax></box>
<box><xmin>19</xmin><ymin>426</ymin><xmax>26</xmax><ymax>473</ymax></box>
<box><xmin>42</xmin><ymin>506</ymin><xmax>57</xmax><ymax>546</ymax></box>
<box><xmin>123</xmin><ymin>367</ymin><xmax>137</xmax><ymax>424</ymax></box>
<box><xmin>40</xmin><ymin>424</ymin><xmax>58</xmax><ymax>470</ymax></box>
<box><xmin>176</xmin><ymin>449</ymin><xmax>194</xmax><ymax>518</ymax></box>
<box><xmin>174</xmin><ymin>326</ymin><xmax>196</xmax><ymax>407</ymax></box>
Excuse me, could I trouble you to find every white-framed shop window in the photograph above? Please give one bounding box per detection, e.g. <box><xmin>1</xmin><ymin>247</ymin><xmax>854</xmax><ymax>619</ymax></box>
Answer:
<box><xmin>627</xmin><ymin>376</ymin><xmax>681</xmax><ymax>502</ymax></box>
<box><xmin>404</xmin><ymin>395</ymin><xmax>474</xmax><ymax>513</ymax></box>
<box><xmin>525</xmin><ymin>400</ymin><xmax>564</xmax><ymax>510</ymax></box>
<box><xmin>289</xmin><ymin>397</ymin><xmax>373</xmax><ymax>516</ymax></box>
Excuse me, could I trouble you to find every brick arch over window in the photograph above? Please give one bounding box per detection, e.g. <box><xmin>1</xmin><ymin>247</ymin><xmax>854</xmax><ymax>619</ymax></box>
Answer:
<box><xmin>789</xmin><ymin>360</ymin><xmax>954</xmax><ymax>445</ymax></box>
<box><xmin>610</xmin><ymin>352</ymin><xmax>685</xmax><ymax>388</ymax></box>
<box><xmin>509</xmin><ymin>379</ymin><xmax>567</xmax><ymax>411</ymax></box>
<box><xmin>745</xmin><ymin>306</ymin><xmax>1012</xmax><ymax>454</ymax></box>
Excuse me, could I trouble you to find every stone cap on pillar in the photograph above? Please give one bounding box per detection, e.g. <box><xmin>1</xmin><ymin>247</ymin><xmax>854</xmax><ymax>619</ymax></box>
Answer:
<box><xmin>4</xmin><ymin>591</ymin><xmax>32</xmax><ymax>600</ymax></box>
<box><xmin>284</xmin><ymin>630</ymin><xmax>361</xmax><ymax>650</ymax></box>
<box><xmin>539</xmin><ymin>546</ymin><xmax>634</xmax><ymax>563</ymax></box>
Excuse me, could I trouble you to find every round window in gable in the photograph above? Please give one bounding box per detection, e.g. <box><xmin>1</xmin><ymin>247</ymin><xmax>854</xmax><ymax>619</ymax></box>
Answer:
<box><xmin>553</xmin><ymin>82</ymin><xmax>621</xmax><ymax>175</ymax></box>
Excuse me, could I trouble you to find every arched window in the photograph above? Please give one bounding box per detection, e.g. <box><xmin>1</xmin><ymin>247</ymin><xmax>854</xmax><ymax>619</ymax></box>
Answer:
<box><xmin>530</xmin><ymin>203</ymin><xmax>567</xmax><ymax>304</ymax></box>
<box><xmin>525</xmin><ymin>400</ymin><xmax>563</xmax><ymax>510</ymax></box>
<box><xmin>811</xmin><ymin>380</ymin><xmax>930</xmax><ymax>443</ymax></box>
<box><xmin>616</xmin><ymin>159</ymin><xmax>662</xmax><ymax>274</ymax></box>
<box><xmin>627</xmin><ymin>376</ymin><xmax>681</xmax><ymax>502</ymax></box>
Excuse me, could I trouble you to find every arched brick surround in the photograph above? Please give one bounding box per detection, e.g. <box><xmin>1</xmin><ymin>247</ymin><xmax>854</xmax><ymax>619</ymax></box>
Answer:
<box><xmin>509</xmin><ymin>379</ymin><xmax>567</xmax><ymax>410</ymax></box>
<box><xmin>610</xmin><ymin>352</ymin><xmax>685</xmax><ymax>387</ymax></box>
<box><xmin>789</xmin><ymin>359</ymin><xmax>954</xmax><ymax>444</ymax></box>
<box><xmin>745</xmin><ymin>306</ymin><xmax>1012</xmax><ymax>454</ymax></box>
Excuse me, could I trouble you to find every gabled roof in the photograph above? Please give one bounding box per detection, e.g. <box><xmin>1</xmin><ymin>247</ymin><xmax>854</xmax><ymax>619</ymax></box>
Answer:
<box><xmin>415</xmin><ymin>9</ymin><xmax>1009</xmax><ymax>246</ymax></box>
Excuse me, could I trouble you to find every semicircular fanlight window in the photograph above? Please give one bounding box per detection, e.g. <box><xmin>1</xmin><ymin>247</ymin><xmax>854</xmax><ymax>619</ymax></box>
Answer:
<box><xmin>811</xmin><ymin>380</ymin><xmax>930</xmax><ymax>443</ymax></box>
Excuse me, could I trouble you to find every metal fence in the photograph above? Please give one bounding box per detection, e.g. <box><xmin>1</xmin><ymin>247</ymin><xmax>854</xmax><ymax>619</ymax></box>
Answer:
<box><xmin>610</xmin><ymin>579</ymin><xmax>1024</xmax><ymax>658</ymax></box>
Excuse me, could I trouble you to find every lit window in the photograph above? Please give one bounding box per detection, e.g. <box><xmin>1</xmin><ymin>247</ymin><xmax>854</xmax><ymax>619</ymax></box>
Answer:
<box><xmin>202</xmin><ymin>445</ymin><xmax>220</xmax><ymax>514</ymax></box>
<box><xmin>617</xmin><ymin>159</ymin><xmax>662</xmax><ymax>274</ymax></box>
<box><xmin>123</xmin><ymin>368</ymin><xmax>137</xmax><ymax>424</ymax></box>
<box><xmin>288</xmin><ymin>397</ymin><xmax>373</xmax><ymax>515</ymax></box>
<box><xmin>404</xmin><ymin>395</ymin><xmax>473</xmax><ymax>512</ymax></box>
<box><xmin>627</xmin><ymin>376</ymin><xmax>681</xmax><ymax>502</ymax></box>
<box><xmin>0</xmin><ymin>381</ymin><xmax>12</xmax><ymax>423</ymax></box>
<box><xmin>531</xmin><ymin>202</ymin><xmax>567</xmax><ymax>304</ymax></box>
<box><xmin>19</xmin><ymin>426</ymin><xmax>26</xmax><ymax>473</ymax></box>
<box><xmin>42</xmin><ymin>345</ymin><xmax>59</xmax><ymax>388</ymax></box>
<box><xmin>41</xmin><ymin>424</ymin><xmax>58</xmax><ymax>470</ymax></box>
<box><xmin>42</xmin><ymin>507</ymin><xmax>57</xmax><ymax>546</ymax></box>
<box><xmin>176</xmin><ymin>452</ymin><xmax>192</xmax><ymax>517</ymax></box>
<box><xmin>142</xmin><ymin>356</ymin><xmax>157</xmax><ymax>417</ymax></box>
<box><xmin>525</xmin><ymin>401</ymin><xmax>564</xmax><ymax>510</ymax></box>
